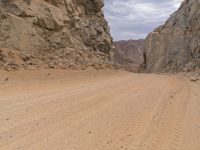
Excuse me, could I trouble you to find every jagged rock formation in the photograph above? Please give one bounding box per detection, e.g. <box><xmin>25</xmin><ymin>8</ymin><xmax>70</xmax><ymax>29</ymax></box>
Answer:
<box><xmin>0</xmin><ymin>0</ymin><xmax>113</xmax><ymax>70</ymax></box>
<box><xmin>145</xmin><ymin>0</ymin><xmax>200</xmax><ymax>72</ymax></box>
<box><xmin>114</xmin><ymin>39</ymin><xmax>145</xmax><ymax>72</ymax></box>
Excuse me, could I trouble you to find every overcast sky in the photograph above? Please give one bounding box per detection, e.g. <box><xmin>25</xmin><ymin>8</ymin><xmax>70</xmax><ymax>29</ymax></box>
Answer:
<box><xmin>104</xmin><ymin>0</ymin><xmax>183</xmax><ymax>41</ymax></box>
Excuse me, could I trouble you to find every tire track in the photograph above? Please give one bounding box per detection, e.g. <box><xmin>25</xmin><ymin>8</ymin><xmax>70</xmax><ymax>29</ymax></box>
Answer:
<box><xmin>0</xmin><ymin>75</ymin><xmax>150</xmax><ymax>149</ymax></box>
<box><xmin>134</xmin><ymin>77</ymin><xmax>190</xmax><ymax>150</ymax></box>
<box><xmin>0</xmin><ymin>70</ymin><xmax>198</xmax><ymax>150</ymax></box>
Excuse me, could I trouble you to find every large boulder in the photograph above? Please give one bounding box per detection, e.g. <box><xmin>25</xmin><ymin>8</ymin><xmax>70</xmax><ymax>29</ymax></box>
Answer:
<box><xmin>0</xmin><ymin>0</ymin><xmax>113</xmax><ymax>70</ymax></box>
<box><xmin>145</xmin><ymin>0</ymin><xmax>200</xmax><ymax>72</ymax></box>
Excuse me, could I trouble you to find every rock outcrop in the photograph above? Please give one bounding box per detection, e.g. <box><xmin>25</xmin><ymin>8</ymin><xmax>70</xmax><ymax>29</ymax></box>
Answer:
<box><xmin>114</xmin><ymin>39</ymin><xmax>145</xmax><ymax>72</ymax></box>
<box><xmin>145</xmin><ymin>0</ymin><xmax>200</xmax><ymax>72</ymax></box>
<box><xmin>0</xmin><ymin>0</ymin><xmax>113</xmax><ymax>70</ymax></box>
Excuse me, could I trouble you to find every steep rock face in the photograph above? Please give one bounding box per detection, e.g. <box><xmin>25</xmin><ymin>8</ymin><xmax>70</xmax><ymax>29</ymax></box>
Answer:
<box><xmin>145</xmin><ymin>0</ymin><xmax>200</xmax><ymax>72</ymax></box>
<box><xmin>0</xmin><ymin>0</ymin><xmax>113</xmax><ymax>70</ymax></box>
<box><xmin>114</xmin><ymin>39</ymin><xmax>145</xmax><ymax>72</ymax></box>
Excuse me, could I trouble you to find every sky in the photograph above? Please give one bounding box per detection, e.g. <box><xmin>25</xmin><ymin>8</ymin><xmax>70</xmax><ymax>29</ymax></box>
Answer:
<box><xmin>104</xmin><ymin>0</ymin><xmax>183</xmax><ymax>41</ymax></box>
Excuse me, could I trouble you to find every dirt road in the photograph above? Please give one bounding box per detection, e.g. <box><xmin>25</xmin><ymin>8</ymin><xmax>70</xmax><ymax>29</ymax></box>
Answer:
<box><xmin>0</xmin><ymin>70</ymin><xmax>199</xmax><ymax>150</ymax></box>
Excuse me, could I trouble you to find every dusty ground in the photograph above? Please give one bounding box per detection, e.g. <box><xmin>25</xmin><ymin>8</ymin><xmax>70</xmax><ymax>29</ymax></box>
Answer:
<box><xmin>0</xmin><ymin>69</ymin><xmax>199</xmax><ymax>150</ymax></box>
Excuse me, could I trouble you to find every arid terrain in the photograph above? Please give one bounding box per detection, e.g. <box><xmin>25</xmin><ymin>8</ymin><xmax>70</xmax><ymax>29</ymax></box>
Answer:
<box><xmin>0</xmin><ymin>1</ymin><xmax>200</xmax><ymax>149</ymax></box>
<box><xmin>0</xmin><ymin>69</ymin><xmax>199</xmax><ymax>150</ymax></box>
<box><xmin>114</xmin><ymin>40</ymin><xmax>145</xmax><ymax>72</ymax></box>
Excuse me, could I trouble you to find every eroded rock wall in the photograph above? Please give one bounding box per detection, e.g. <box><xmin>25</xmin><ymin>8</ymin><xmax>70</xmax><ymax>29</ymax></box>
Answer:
<box><xmin>0</xmin><ymin>0</ymin><xmax>113</xmax><ymax>70</ymax></box>
<box><xmin>145</xmin><ymin>0</ymin><xmax>200</xmax><ymax>72</ymax></box>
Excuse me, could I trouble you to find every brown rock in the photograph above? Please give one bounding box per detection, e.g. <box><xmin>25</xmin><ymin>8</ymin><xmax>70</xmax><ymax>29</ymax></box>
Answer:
<box><xmin>114</xmin><ymin>39</ymin><xmax>145</xmax><ymax>72</ymax></box>
<box><xmin>4</xmin><ymin>62</ymin><xmax>19</xmax><ymax>71</ymax></box>
<box><xmin>4</xmin><ymin>77</ymin><xmax>8</xmax><ymax>81</ymax></box>
<box><xmin>0</xmin><ymin>0</ymin><xmax>113</xmax><ymax>70</ymax></box>
<box><xmin>190</xmin><ymin>73</ymin><xmax>199</xmax><ymax>82</ymax></box>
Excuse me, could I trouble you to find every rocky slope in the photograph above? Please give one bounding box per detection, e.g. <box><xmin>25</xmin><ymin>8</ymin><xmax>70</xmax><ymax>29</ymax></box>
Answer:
<box><xmin>0</xmin><ymin>0</ymin><xmax>114</xmax><ymax>70</ymax></box>
<box><xmin>114</xmin><ymin>39</ymin><xmax>145</xmax><ymax>72</ymax></box>
<box><xmin>145</xmin><ymin>0</ymin><xmax>200</xmax><ymax>72</ymax></box>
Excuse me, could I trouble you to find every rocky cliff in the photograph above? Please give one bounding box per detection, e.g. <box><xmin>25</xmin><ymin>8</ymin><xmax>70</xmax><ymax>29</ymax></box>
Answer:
<box><xmin>0</xmin><ymin>0</ymin><xmax>113</xmax><ymax>70</ymax></box>
<box><xmin>145</xmin><ymin>0</ymin><xmax>200</xmax><ymax>72</ymax></box>
<box><xmin>114</xmin><ymin>39</ymin><xmax>145</xmax><ymax>72</ymax></box>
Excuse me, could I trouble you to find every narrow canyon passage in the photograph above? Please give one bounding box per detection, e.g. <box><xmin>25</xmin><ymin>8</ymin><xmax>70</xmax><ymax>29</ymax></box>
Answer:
<box><xmin>0</xmin><ymin>70</ymin><xmax>199</xmax><ymax>150</ymax></box>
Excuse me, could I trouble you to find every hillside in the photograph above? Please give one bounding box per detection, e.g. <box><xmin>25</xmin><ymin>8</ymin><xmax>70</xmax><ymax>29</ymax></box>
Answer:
<box><xmin>0</xmin><ymin>0</ymin><xmax>113</xmax><ymax>70</ymax></box>
<box><xmin>145</xmin><ymin>0</ymin><xmax>200</xmax><ymax>72</ymax></box>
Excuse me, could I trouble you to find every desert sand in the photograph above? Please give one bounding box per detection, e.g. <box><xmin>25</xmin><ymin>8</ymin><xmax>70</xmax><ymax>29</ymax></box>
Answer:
<box><xmin>0</xmin><ymin>69</ymin><xmax>199</xmax><ymax>150</ymax></box>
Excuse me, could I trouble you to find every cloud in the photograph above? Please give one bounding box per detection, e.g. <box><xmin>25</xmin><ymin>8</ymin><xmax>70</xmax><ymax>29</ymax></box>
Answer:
<box><xmin>104</xmin><ymin>0</ymin><xmax>183</xmax><ymax>41</ymax></box>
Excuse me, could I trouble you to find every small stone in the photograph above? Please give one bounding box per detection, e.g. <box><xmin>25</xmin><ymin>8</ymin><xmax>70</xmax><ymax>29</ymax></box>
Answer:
<box><xmin>190</xmin><ymin>73</ymin><xmax>199</xmax><ymax>82</ymax></box>
<box><xmin>48</xmin><ymin>62</ymin><xmax>55</xmax><ymax>69</ymax></box>
<box><xmin>4</xmin><ymin>77</ymin><xmax>9</xmax><ymax>81</ymax></box>
<box><xmin>5</xmin><ymin>62</ymin><xmax>19</xmax><ymax>70</ymax></box>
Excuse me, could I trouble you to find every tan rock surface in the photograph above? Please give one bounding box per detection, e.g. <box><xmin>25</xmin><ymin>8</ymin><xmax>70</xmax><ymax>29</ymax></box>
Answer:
<box><xmin>0</xmin><ymin>0</ymin><xmax>113</xmax><ymax>70</ymax></box>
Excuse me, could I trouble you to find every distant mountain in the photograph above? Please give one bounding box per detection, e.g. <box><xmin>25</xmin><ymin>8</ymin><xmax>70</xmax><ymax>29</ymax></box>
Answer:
<box><xmin>114</xmin><ymin>39</ymin><xmax>145</xmax><ymax>72</ymax></box>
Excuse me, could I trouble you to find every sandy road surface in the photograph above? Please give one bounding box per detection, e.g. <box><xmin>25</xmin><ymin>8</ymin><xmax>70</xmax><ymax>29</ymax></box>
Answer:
<box><xmin>0</xmin><ymin>69</ymin><xmax>199</xmax><ymax>150</ymax></box>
